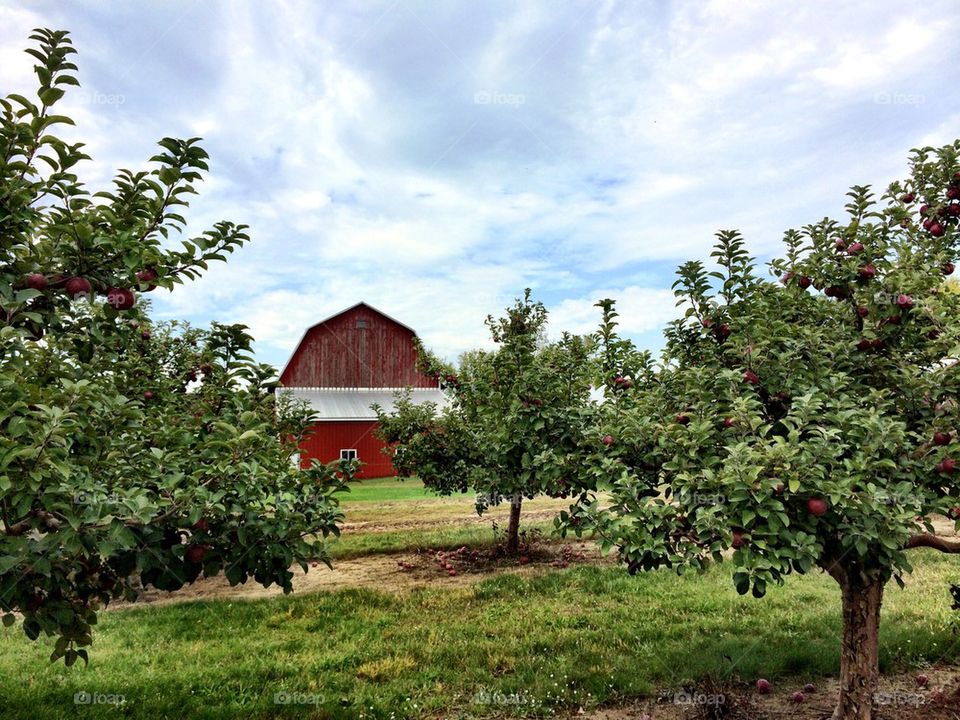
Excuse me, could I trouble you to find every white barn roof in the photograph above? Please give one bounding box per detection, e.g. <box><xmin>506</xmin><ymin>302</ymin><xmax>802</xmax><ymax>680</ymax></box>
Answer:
<box><xmin>281</xmin><ymin>387</ymin><xmax>450</xmax><ymax>421</ymax></box>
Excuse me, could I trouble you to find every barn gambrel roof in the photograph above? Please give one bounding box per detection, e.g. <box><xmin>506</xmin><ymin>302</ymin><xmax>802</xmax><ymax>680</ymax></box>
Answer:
<box><xmin>279</xmin><ymin>301</ymin><xmax>420</xmax><ymax>385</ymax></box>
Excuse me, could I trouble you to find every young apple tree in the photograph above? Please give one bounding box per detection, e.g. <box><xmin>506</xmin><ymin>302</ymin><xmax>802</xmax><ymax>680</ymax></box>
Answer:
<box><xmin>563</xmin><ymin>142</ymin><xmax>960</xmax><ymax>719</ymax></box>
<box><xmin>376</xmin><ymin>290</ymin><xmax>594</xmax><ymax>553</ymax></box>
<box><xmin>0</xmin><ymin>30</ymin><xmax>351</xmax><ymax>664</ymax></box>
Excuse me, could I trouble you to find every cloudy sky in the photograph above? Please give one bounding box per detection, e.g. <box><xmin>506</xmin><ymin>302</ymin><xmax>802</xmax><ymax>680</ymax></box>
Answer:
<box><xmin>2</xmin><ymin>1</ymin><xmax>958</xmax><ymax>367</ymax></box>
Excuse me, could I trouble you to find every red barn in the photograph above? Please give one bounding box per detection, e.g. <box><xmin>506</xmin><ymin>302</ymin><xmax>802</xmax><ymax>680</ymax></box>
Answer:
<box><xmin>280</xmin><ymin>302</ymin><xmax>447</xmax><ymax>478</ymax></box>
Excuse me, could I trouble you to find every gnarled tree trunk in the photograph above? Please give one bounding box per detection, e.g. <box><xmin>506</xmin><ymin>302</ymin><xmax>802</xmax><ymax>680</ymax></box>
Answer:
<box><xmin>506</xmin><ymin>494</ymin><xmax>522</xmax><ymax>554</ymax></box>
<box><xmin>830</xmin><ymin>565</ymin><xmax>885</xmax><ymax>720</ymax></box>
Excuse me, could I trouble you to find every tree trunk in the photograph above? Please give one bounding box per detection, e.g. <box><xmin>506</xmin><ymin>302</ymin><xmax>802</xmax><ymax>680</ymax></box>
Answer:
<box><xmin>832</xmin><ymin>569</ymin><xmax>885</xmax><ymax>720</ymax></box>
<box><xmin>506</xmin><ymin>494</ymin><xmax>522</xmax><ymax>554</ymax></box>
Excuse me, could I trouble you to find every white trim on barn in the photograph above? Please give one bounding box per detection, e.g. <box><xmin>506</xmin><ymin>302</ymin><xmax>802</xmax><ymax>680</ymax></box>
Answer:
<box><xmin>281</xmin><ymin>387</ymin><xmax>450</xmax><ymax>421</ymax></box>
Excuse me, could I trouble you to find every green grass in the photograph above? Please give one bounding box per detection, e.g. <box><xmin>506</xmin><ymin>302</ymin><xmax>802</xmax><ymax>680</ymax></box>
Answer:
<box><xmin>338</xmin><ymin>476</ymin><xmax>435</xmax><ymax>504</ymax></box>
<box><xmin>2</xmin><ymin>551</ymin><xmax>960</xmax><ymax>720</ymax></box>
<box><xmin>327</xmin><ymin>520</ymin><xmax>556</xmax><ymax>559</ymax></box>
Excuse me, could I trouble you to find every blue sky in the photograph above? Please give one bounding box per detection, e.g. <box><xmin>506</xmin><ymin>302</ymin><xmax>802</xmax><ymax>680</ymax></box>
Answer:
<box><xmin>2</xmin><ymin>1</ymin><xmax>958</xmax><ymax>368</ymax></box>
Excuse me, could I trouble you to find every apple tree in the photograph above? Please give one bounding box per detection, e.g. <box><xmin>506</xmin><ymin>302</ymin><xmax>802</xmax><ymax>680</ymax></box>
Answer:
<box><xmin>0</xmin><ymin>29</ymin><xmax>352</xmax><ymax>664</ymax></box>
<box><xmin>376</xmin><ymin>290</ymin><xmax>594</xmax><ymax>553</ymax></box>
<box><xmin>563</xmin><ymin>142</ymin><xmax>960</xmax><ymax>719</ymax></box>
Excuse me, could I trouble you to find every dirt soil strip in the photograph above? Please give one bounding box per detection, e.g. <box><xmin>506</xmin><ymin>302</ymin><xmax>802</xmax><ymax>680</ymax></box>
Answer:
<box><xmin>117</xmin><ymin>541</ymin><xmax>610</xmax><ymax>608</ymax></box>
<box><xmin>123</xmin><ymin>519</ymin><xmax>959</xmax><ymax>609</ymax></box>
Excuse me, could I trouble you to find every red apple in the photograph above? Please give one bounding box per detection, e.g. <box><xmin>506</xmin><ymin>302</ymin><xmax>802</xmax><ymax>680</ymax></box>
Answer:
<box><xmin>929</xmin><ymin>222</ymin><xmax>945</xmax><ymax>237</ymax></box>
<box><xmin>141</xmin><ymin>330</ymin><xmax>151</xmax><ymax>340</ymax></box>
<box><xmin>742</xmin><ymin>370</ymin><xmax>760</xmax><ymax>385</ymax></box>
<box><xmin>675</xmin><ymin>414</ymin><xmax>690</xmax><ymax>425</ymax></box>
<box><xmin>834</xmin><ymin>239</ymin><xmax>846</xmax><ymax>251</ymax></box>
<box><xmin>901</xmin><ymin>192</ymin><xmax>915</xmax><ymax>203</ymax></box>
<box><xmin>185</xmin><ymin>544</ymin><xmax>210</xmax><ymax>564</ymax></box>
<box><xmin>856</xmin><ymin>338</ymin><xmax>872</xmax><ymax>352</ymax></box>
<box><xmin>858</xmin><ymin>264</ymin><xmax>876</xmax><ymax>279</ymax></box>
<box><xmin>24</xmin><ymin>273</ymin><xmax>48</xmax><ymax>291</ymax></box>
<box><xmin>780</xmin><ymin>271</ymin><xmax>794</xmax><ymax>285</ymax></box>
<box><xmin>896</xmin><ymin>294</ymin><xmax>913</xmax><ymax>310</ymax></box>
<box><xmin>731</xmin><ymin>530</ymin><xmax>745</xmax><ymax>549</ymax></box>
<box><xmin>791</xmin><ymin>691</ymin><xmax>805</xmax><ymax>704</ymax></box>
<box><xmin>803</xmin><ymin>683</ymin><xmax>816</xmax><ymax>693</ymax></box>
<box><xmin>756</xmin><ymin>678</ymin><xmax>771</xmax><ymax>694</ymax></box>
<box><xmin>937</xmin><ymin>458</ymin><xmax>956</xmax><ymax>475</ymax></box>
<box><xmin>143</xmin><ymin>391</ymin><xmax>154</xmax><ymax>401</ymax></box>
<box><xmin>933</xmin><ymin>432</ymin><xmax>952</xmax><ymax>446</ymax></box>
<box><xmin>942</xmin><ymin>262</ymin><xmax>955</xmax><ymax>275</ymax></box>
<box><xmin>701</xmin><ymin>317</ymin><xmax>714</xmax><ymax>328</ymax></box>
<box><xmin>847</xmin><ymin>242</ymin><xmax>865</xmax><ymax>255</ymax></box>
<box><xmin>947</xmin><ymin>187</ymin><xmax>960</xmax><ymax>201</ymax></box>
<box><xmin>191</xmin><ymin>518</ymin><xmax>210</xmax><ymax>532</ymax></box>
<box><xmin>857</xmin><ymin>306</ymin><xmax>869</xmax><ymax>318</ymax></box>
<box><xmin>24</xmin><ymin>593</ymin><xmax>44</xmax><ymax>613</ymax></box>
<box><xmin>948</xmin><ymin>204</ymin><xmax>960</xmax><ymax>217</ymax></box>
<box><xmin>716</xmin><ymin>323</ymin><xmax>731</xmax><ymax>339</ymax></box>
<box><xmin>916</xmin><ymin>674</ymin><xmax>929</xmax><ymax>687</ymax></box>
<box><xmin>797</xmin><ymin>275</ymin><xmax>812</xmax><ymax>289</ymax></box>
<box><xmin>136</xmin><ymin>267</ymin><xmax>158</xmax><ymax>283</ymax></box>
<box><xmin>106</xmin><ymin>287</ymin><xmax>136</xmax><ymax>310</ymax></box>
<box><xmin>920</xmin><ymin>204</ymin><xmax>930</xmax><ymax>216</ymax></box>
<box><xmin>807</xmin><ymin>498</ymin><xmax>829</xmax><ymax>517</ymax></box>
<box><xmin>723</xmin><ymin>417</ymin><xmax>735</xmax><ymax>428</ymax></box>
<box><xmin>65</xmin><ymin>276</ymin><xmax>92</xmax><ymax>298</ymax></box>
<box><xmin>602</xmin><ymin>434</ymin><xmax>614</xmax><ymax>446</ymax></box>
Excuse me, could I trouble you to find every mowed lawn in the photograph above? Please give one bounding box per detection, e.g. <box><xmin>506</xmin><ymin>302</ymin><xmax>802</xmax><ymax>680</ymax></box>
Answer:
<box><xmin>2</xmin><ymin>479</ymin><xmax>960</xmax><ymax>719</ymax></box>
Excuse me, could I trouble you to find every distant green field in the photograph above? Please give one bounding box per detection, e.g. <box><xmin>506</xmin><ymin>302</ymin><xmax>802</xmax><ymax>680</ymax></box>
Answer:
<box><xmin>338</xmin><ymin>476</ymin><xmax>435</xmax><ymax>503</ymax></box>
<box><xmin>327</xmin><ymin>520</ymin><xmax>557</xmax><ymax>559</ymax></box>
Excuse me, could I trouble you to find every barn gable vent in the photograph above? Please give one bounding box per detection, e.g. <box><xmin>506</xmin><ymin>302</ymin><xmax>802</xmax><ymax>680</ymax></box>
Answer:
<box><xmin>356</xmin><ymin>319</ymin><xmax>368</xmax><ymax>329</ymax></box>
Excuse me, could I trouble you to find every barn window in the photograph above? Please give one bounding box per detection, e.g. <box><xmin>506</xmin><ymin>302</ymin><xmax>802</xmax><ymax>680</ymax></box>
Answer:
<box><xmin>340</xmin><ymin>449</ymin><xmax>358</xmax><ymax>461</ymax></box>
<box><xmin>356</xmin><ymin>319</ymin><xmax>368</xmax><ymax>329</ymax></box>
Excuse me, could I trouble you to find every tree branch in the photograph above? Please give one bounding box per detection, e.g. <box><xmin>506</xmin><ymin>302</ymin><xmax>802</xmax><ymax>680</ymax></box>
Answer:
<box><xmin>905</xmin><ymin>533</ymin><xmax>960</xmax><ymax>553</ymax></box>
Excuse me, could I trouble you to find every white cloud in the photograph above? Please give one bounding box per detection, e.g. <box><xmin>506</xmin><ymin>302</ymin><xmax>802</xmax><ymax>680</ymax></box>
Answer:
<box><xmin>549</xmin><ymin>287</ymin><xmax>680</xmax><ymax>338</ymax></box>
<box><xmin>3</xmin><ymin>0</ymin><xmax>958</xmax><ymax>369</ymax></box>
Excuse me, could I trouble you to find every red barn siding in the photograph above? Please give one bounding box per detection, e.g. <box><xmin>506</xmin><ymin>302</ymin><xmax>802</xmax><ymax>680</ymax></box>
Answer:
<box><xmin>281</xmin><ymin>304</ymin><xmax>437</xmax><ymax>388</ymax></box>
<box><xmin>284</xmin><ymin>303</ymin><xmax>436</xmax><ymax>478</ymax></box>
<box><xmin>299</xmin><ymin>421</ymin><xmax>393</xmax><ymax>479</ymax></box>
